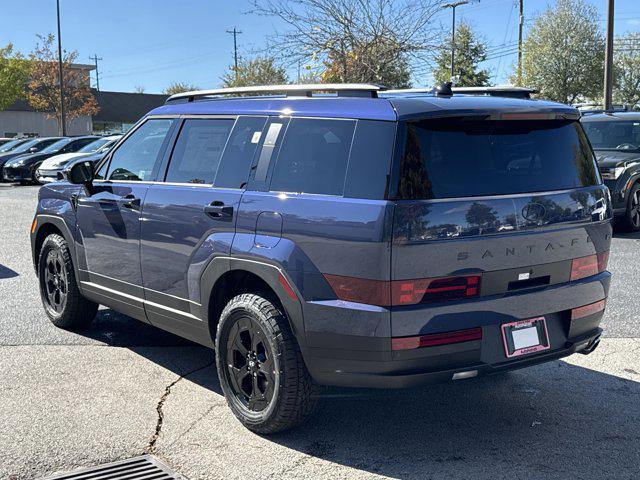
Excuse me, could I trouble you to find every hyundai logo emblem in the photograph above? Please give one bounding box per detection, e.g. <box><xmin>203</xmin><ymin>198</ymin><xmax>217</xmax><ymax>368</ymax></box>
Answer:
<box><xmin>522</xmin><ymin>202</ymin><xmax>546</xmax><ymax>223</ymax></box>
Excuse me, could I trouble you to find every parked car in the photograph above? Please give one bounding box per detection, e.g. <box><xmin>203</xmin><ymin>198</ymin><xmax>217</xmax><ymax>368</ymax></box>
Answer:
<box><xmin>581</xmin><ymin>111</ymin><xmax>640</xmax><ymax>231</ymax></box>
<box><xmin>0</xmin><ymin>137</ymin><xmax>62</xmax><ymax>174</ymax></box>
<box><xmin>3</xmin><ymin>136</ymin><xmax>98</xmax><ymax>184</ymax></box>
<box><xmin>36</xmin><ymin>135</ymin><xmax>122</xmax><ymax>184</ymax></box>
<box><xmin>0</xmin><ymin>138</ymin><xmax>15</xmax><ymax>147</ymax></box>
<box><xmin>0</xmin><ymin>137</ymin><xmax>31</xmax><ymax>153</ymax></box>
<box><xmin>31</xmin><ymin>83</ymin><xmax>612</xmax><ymax>433</ymax></box>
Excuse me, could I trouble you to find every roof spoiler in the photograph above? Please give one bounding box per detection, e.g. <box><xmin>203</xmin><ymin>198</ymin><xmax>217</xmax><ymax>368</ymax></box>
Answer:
<box><xmin>165</xmin><ymin>83</ymin><xmax>387</xmax><ymax>103</ymax></box>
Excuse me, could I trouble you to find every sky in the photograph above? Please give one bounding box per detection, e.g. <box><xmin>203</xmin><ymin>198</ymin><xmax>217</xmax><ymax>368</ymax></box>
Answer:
<box><xmin>1</xmin><ymin>0</ymin><xmax>639</xmax><ymax>94</ymax></box>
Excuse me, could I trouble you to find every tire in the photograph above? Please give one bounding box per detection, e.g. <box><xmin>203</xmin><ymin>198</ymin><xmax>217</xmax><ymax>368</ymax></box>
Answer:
<box><xmin>623</xmin><ymin>183</ymin><xmax>640</xmax><ymax>232</ymax></box>
<box><xmin>38</xmin><ymin>234</ymin><xmax>98</xmax><ymax>329</ymax></box>
<box><xmin>32</xmin><ymin>165</ymin><xmax>43</xmax><ymax>185</ymax></box>
<box><xmin>215</xmin><ymin>293</ymin><xmax>317</xmax><ymax>434</ymax></box>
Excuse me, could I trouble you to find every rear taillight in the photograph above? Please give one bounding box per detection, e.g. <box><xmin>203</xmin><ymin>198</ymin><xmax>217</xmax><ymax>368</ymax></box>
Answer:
<box><xmin>570</xmin><ymin>252</ymin><xmax>609</xmax><ymax>281</ymax></box>
<box><xmin>323</xmin><ymin>274</ymin><xmax>481</xmax><ymax>307</ymax></box>
<box><xmin>392</xmin><ymin>327</ymin><xmax>482</xmax><ymax>351</ymax></box>
<box><xmin>571</xmin><ymin>299</ymin><xmax>606</xmax><ymax>320</ymax></box>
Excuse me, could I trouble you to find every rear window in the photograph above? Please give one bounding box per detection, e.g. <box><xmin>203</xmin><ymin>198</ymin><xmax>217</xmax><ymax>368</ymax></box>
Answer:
<box><xmin>397</xmin><ymin>119</ymin><xmax>600</xmax><ymax>200</ymax></box>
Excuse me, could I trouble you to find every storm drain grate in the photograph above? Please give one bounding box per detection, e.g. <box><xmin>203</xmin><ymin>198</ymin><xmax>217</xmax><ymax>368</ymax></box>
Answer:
<box><xmin>40</xmin><ymin>455</ymin><xmax>185</xmax><ymax>480</ymax></box>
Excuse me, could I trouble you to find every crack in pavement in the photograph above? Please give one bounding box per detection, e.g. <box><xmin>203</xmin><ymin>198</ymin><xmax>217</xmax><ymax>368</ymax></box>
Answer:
<box><xmin>144</xmin><ymin>360</ymin><xmax>215</xmax><ymax>454</ymax></box>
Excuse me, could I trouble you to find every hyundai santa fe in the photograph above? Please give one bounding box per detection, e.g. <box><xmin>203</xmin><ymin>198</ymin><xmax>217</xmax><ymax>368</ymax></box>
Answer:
<box><xmin>31</xmin><ymin>83</ymin><xmax>612</xmax><ymax>433</ymax></box>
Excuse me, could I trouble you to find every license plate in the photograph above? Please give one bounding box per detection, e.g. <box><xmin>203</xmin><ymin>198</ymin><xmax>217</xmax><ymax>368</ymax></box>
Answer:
<box><xmin>501</xmin><ymin>317</ymin><xmax>550</xmax><ymax>358</ymax></box>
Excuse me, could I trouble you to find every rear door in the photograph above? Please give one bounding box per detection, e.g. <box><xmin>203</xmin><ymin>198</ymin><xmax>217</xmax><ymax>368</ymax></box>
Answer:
<box><xmin>139</xmin><ymin>116</ymin><xmax>266</xmax><ymax>342</ymax></box>
<box><xmin>389</xmin><ymin>118</ymin><xmax>612</xmax><ymax>336</ymax></box>
<box><xmin>75</xmin><ymin>118</ymin><xmax>176</xmax><ymax>321</ymax></box>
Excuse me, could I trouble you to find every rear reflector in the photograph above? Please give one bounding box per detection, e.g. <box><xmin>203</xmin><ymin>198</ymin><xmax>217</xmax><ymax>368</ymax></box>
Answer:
<box><xmin>278</xmin><ymin>273</ymin><xmax>298</xmax><ymax>301</ymax></box>
<box><xmin>570</xmin><ymin>252</ymin><xmax>608</xmax><ymax>281</ymax></box>
<box><xmin>391</xmin><ymin>327</ymin><xmax>482</xmax><ymax>351</ymax></box>
<box><xmin>571</xmin><ymin>299</ymin><xmax>606</xmax><ymax>321</ymax></box>
<box><xmin>323</xmin><ymin>274</ymin><xmax>481</xmax><ymax>307</ymax></box>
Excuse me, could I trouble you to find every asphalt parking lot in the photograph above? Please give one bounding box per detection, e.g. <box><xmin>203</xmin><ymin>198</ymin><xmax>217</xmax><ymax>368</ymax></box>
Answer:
<box><xmin>1</xmin><ymin>184</ymin><xmax>639</xmax><ymax>480</ymax></box>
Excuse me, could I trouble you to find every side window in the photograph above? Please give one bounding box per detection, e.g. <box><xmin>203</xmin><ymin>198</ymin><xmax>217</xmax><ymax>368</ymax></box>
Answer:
<box><xmin>215</xmin><ymin>116</ymin><xmax>267</xmax><ymax>188</ymax></box>
<box><xmin>105</xmin><ymin>119</ymin><xmax>173</xmax><ymax>182</ymax></box>
<box><xmin>165</xmin><ymin>119</ymin><xmax>234</xmax><ymax>184</ymax></box>
<box><xmin>344</xmin><ymin>120</ymin><xmax>396</xmax><ymax>199</ymax></box>
<box><xmin>269</xmin><ymin>118</ymin><xmax>356</xmax><ymax>196</ymax></box>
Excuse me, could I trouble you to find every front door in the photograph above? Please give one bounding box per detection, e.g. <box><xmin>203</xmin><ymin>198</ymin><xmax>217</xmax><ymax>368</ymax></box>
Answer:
<box><xmin>75</xmin><ymin>118</ymin><xmax>175</xmax><ymax>320</ymax></box>
<box><xmin>139</xmin><ymin>116</ymin><xmax>266</xmax><ymax>341</ymax></box>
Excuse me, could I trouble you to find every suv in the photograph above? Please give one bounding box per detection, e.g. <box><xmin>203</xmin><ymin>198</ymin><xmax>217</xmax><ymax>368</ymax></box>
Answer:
<box><xmin>581</xmin><ymin>111</ymin><xmax>640</xmax><ymax>231</ymax></box>
<box><xmin>31</xmin><ymin>84</ymin><xmax>612</xmax><ymax>433</ymax></box>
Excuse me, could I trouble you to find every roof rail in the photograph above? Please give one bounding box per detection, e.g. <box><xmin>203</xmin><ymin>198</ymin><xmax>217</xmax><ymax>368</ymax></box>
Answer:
<box><xmin>383</xmin><ymin>85</ymin><xmax>538</xmax><ymax>99</ymax></box>
<box><xmin>165</xmin><ymin>83</ymin><xmax>386</xmax><ymax>103</ymax></box>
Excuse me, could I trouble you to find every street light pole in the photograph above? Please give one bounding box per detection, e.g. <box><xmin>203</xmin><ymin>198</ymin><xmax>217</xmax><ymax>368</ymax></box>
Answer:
<box><xmin>603</xmin><ymin>0</ymin><xmax>615</xmax><ymax>110</ymax></box>
<box><xmin>56</xmin><ymin>0</ymin><xmax>66</xmax><ymax>136</ymax></box>
<box><xmin>442</xmin><ymin>1</ymin><xmax>470</xmax><ymax>80</ymax></box>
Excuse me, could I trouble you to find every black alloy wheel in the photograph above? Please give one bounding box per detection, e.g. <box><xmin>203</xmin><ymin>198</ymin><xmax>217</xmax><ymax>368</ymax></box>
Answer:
<box><xmin>226</xmin><ymin>315</ymin><xmax>276</xmax><ymax>412</ymax></box>
<box><xmin>625</xmin><ymin>183</ymin><xmax>640</xmax><ymax>231</ymax></box>
<box><xmin>43</xmin><ymin>249</ymin><xmax>68</xmax><ymax>315</ymax></box>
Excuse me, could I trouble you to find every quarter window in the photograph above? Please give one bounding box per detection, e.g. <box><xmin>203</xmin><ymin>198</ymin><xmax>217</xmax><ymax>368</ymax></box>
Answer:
<box><xmin>166</xmin><ymin>119</ymin><xmax>234</xmax><ymax>184</ymax></box>
<box><xmin>270</xmin><ymin>118</ymin><xmax>356</xmax><ymax>196</ymax></box>
<box><xmin>106</xmin><ymin>119</ymin><xmax>173</xmax><ymax>182</ymax></box>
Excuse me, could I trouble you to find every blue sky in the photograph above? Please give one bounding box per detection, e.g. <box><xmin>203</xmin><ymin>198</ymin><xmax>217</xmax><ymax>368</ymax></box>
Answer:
<box><xmin>2</xmin><ymin>0</ymin><xmax>639</xmax><ymax>93</ymax></box>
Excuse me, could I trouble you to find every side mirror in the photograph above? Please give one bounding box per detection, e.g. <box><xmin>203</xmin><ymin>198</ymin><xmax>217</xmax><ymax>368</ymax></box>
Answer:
<box><xmin>66</xmin><ymin>160</ymin><xmax>94</xmax><ymax>185</ymax></box>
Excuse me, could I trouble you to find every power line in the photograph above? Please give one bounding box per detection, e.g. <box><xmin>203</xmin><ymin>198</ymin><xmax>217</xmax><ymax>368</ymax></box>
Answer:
<box><xmin>88</xmin><ymin>54</ymin><xmax>103</xmax><ymax>90</ymax></box>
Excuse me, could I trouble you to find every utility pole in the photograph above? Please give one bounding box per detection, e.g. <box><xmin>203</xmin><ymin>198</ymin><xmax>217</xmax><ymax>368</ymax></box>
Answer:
<box><xmin>89</xmin><ymin>54</ymin><xmax>103</xmax><ymax>91</ymax></box>
<box><xmin>56</xmin><ymin>0</ymin><xmax>66</xmax><ymax>136</ymax></box>
<box><xmin>442</xmin><ymin>1</ymin><xmax>470</xmax><ymax>79</ymax></box>
<box><xmin>226</xmin><ymin>27</ymin><xmax>242</xmax><ymax>80</ymax></box>
<box><xmin>517</xmin><ymin>0</ymin><xmax>524</xmax><ymax>85</ymax></box>
<box><xmin>603</xmin><ymin>0</ymin><xmax>615</xmax><ymax>110</ymax></box>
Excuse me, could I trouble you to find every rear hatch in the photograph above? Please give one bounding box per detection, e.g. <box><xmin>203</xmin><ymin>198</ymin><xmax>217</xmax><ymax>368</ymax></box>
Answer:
<box><xmin>390</xmin><ymin>117</ymin><xmax>612</xmax><ymax>336</ymax></box>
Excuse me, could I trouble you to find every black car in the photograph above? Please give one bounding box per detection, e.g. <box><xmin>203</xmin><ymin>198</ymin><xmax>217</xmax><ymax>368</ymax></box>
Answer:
<box><xmin>581</xmin><ymin>112</ymin><xmax>640</xmax><ymax>231</ymax></box>
<box><xmin>0</xmin><ymin>137</ymin><xmax>61</xmax><ymax>174</ymax></box>
<box><xmin>2</xmin><ymin>136</ymin><xmax>98</xmax><ymax>184</ymax></box>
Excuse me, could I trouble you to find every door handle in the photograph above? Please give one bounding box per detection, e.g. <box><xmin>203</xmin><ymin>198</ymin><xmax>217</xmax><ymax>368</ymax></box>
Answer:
<box><xmin>204</xmin><ymin>201</ymin><xmax>233</xmax><ymax>219</ymax></box>
<box><xmin>118</xmin><ymin>194</ymin><xmax>141</xmax><ymax>209</ymax></box>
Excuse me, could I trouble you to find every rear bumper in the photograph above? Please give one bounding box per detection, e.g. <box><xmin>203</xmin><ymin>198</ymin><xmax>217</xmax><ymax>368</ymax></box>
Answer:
<box><xmin>302</xmin><ymin>272</ymin><xmax>610</xmax><ymax>388</ymax></box>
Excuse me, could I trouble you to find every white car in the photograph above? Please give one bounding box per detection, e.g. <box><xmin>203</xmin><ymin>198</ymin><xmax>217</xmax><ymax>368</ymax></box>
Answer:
<box><xmin>36</xmin><ymin>135</ymin><xmax>121</xmax><ymax>183</ymax></box>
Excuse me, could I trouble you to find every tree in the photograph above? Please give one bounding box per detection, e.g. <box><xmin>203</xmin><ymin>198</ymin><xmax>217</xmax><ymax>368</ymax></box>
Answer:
<box><xmin>465</xmin><ymin>202</ymin><xmax>498</xmax><ymax>234</ymax></box>
<box><xmin>614</xmin><ymin>33</ymin><xmax>640</xmax><ymax>108</ymax></box>
<box><xmin>251</xmin><ymin>0</ymin><xmax>443</xmax><ymax>88</ymax></box>
<box><xmin>433</xmin><ymin>21</ymin><xmax>490</xmax><ymax>87</ymax></box>
<box><xmin>519</xmin><ymin>0</ymin><xmax>604</xmax><ymax>104</ymax></box>
<box><xmin>27</xmin><ymin>34</ymin><xmax>99</xmax><ymax>134</ymax></box>
<box><xmin>0</xmin><ymin>43</ymin><xmax>31</xmax><ymax>111</ymax></box>
<box><xmin>221</xmin><ymin>56</ymin><xmax>287</xmax><ymax>88</ymax></box>
<box><xmin>133</xmin><ymin>84</ymin><xmax>146</xmax><ymax>94</ymax></box>
<box><xmin>164</xmin><ymin>81</ymin><xmax>199</xmax><ymax>95</ymax></box>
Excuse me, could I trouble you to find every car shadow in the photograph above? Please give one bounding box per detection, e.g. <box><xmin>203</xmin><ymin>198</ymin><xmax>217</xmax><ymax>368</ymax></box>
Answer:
<box><xmin>613</xmin><ymin>228</ymin><xmax>640</xmax><ymax>239</ymax></box>
<box><xmin>0</xmin><ymin>264</ymin><xmax>19</xmax><ymax>279</ymax></box>
<box><xmin>76</xmin><ymin>309</ymin><xmax>640</xmax><ymax>479</ymax></box>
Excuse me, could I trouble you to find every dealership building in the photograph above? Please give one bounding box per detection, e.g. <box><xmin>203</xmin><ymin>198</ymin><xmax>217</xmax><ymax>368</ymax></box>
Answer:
<box><xmin>0</xmin><ymin>63</ymin><xmax>167</xmax><ymax>137</ymax></box>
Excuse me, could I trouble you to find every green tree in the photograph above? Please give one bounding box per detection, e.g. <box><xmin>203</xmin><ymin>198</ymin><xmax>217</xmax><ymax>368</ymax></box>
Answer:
<box><xmin>519</xmin><ymin>0</ymin><xmax>604</xmax><ymax>104</ymax></box>
<box><xmin>221</xmin><ymin>57</ymin><xmax>287</xmax><ymax>88</ymax></box>
<box><xmin>614</xmin><ymin>33</ymin><xmax>640</xmax><ymax>108</ymax></box>
<box><xmin>465</xmin><ymin>202</ymin><xmax>498</xmax><ymax>234</ymax></box>
<box><xmin>0</xmin><ymin>43</ymin><xmax>32</xmax><ymax>111</ymax></box>
<box><xmin>433</xmin><ymin>21</ymin><xmax>490</xmax><ymax>87</ymax></box>
<box><xmin>163</xmin><ymin>81</ymin><xmax>199</xmax><ymax>95</ymax></box>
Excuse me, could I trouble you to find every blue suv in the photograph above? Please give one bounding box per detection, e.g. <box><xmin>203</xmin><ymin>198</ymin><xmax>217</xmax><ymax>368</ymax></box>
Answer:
<box><xmin>31</xmin><ymin>84</ymin><xmax>612</xmax><ymax>433</ymax></box>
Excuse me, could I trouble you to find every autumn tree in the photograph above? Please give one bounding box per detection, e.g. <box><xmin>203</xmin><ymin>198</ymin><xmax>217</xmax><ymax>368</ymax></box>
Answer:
<box><xmin>163</xmin><ymin>81</ymin><xmax>199</xmax><ymax>95</ymax></box>
<box><xmin>0</xmin><ymin>43</ymin><xmax>31</xmax><ymax>111</ymax></box>
<box><xmin>519</xmin><ymin>0</ymin><xmax>604</xmax><ymax>104</ymax></box>
<box><xmin>27</xmin><ymin>34</ymin><xmax>98</xmax><ymax>135</ymax></box>
<box><xmin>433</xmin><ymin>21</ymin><xmax>490</xmax><ymax>87</ymax></box>
<box><xmin>221</xmin><ymin>57</ymin><xmax>288</xmax><ymax>88</ymax></box>
<box><xmin>614</xmin><ymin>33</ymin><xmax>640</xmax><ymax>108</ymax></box>
<box><xmin>251</xmin><ymin>0</ymin><xmax>444</xmax><ymax>88</ymax></box>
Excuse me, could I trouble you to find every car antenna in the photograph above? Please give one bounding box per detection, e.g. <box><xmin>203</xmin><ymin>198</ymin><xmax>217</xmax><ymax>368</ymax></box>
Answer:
<box><xmin>435</xmin><ymin>82</ymin><xmax>454</xmax><ymax>97</ymax></box>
